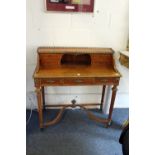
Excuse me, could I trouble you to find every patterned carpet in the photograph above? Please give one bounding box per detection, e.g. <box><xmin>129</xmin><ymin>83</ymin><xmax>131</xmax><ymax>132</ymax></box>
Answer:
<box><xmin>26</xmin><ymin>108</ymin><xmax>129</xmax><ymax>155</ymax></box>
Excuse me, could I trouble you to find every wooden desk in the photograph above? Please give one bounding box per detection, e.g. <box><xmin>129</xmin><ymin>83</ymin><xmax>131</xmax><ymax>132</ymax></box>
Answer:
<box><xmin>33</xmin><ymin>47</ymin><xmax>121</xmax><ymax>129</ymax></box>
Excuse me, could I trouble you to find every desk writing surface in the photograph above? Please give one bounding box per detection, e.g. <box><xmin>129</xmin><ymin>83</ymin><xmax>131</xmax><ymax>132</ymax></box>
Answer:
<box><xmin>34</xmin><ymin>66</ymin><xmax>120</xmax><ymax>78</ymax></box>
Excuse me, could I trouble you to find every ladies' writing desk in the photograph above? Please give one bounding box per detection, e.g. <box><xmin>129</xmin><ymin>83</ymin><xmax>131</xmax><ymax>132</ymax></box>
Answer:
<box><xmin>33</xmin><ymin>47</ymin><xmax>121</xmax><ymax>129</ymax></box>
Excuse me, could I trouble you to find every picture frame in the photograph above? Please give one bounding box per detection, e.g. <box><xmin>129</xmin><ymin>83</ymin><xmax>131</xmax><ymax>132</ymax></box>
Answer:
<box><xmin>46</xmin><ymin>0</ymin><xmax>94</xmax><ymax>13</ymax></box>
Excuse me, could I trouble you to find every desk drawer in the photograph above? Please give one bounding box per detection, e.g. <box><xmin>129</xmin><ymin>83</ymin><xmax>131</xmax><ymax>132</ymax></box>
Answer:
<box><xmin>95</xmin><ymin>78</ymin><xmax>119</xmax><ymax>84</ymax></box>
<box><xmin>63</xmin><ymin>78</ymin><xmax>94</xmax><ymax>85</ymax></box>
<box><xmin>41</xmin><ymin>78</ymin><xmax>63</xmax><ymax>85</ymax></box>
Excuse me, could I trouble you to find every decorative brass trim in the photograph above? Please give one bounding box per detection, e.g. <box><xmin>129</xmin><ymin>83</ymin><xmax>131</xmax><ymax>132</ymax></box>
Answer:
<box><xmin>37</xmin><ymin>47</ymin><xmax>114</xmax><ymax>54</ymax></box>
<box><xmin>112</xmin><ymin>85</ymin><xmax>118</xmax><ymax>92</ymax></box>
<box><xmin>35</xmin><ymin>87</ymin><xmax>42</xmax><ymax>93</ymax></box>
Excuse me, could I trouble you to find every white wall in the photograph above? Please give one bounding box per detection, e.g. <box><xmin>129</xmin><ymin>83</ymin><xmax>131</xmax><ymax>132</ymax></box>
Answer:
<box><xmin>26</xmin><ymin>0</ymin><xmax>129</xmax><ymax>111</ymax></box>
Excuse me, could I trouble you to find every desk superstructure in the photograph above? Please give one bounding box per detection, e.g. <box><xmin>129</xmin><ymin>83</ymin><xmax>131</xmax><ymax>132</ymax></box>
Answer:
<box><xmin>33</xmin><ymin>47</ymin><xmax>121</xmax><ymax>129</ymax></box>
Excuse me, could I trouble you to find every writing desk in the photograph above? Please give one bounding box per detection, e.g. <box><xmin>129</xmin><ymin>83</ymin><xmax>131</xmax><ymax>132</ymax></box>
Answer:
<box><xmin>33</xmin><ymin>47</ymin><xmax>121</xmax><ymax>129</ymax></box>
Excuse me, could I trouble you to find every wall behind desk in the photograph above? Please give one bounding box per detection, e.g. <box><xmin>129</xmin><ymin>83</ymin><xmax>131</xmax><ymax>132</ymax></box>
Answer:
<box><xmin>26</xmin><ymin>0</ymin><xmax>129</xmax><ymax>110</ymax></box>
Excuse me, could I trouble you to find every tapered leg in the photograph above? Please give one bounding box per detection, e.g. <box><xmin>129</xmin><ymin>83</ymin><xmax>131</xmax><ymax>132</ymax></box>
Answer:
<box><xmin>100</xmin><ymin>85</ymin><xmax>106</xmax><ymax>111</ymax></box>
<box><xmin>35</xmin><ymin>87</ymin><xmax>44</xmax><ymax>129</ymax></box>
<box><xmin>42</xmin><ymin>86</ymin><xmax>46</xmax><ymax>110</ymax></box>
<box><xmin>107</xmin><ymin>85</ymin><xmax>118</xmax><ymax>125</ymax></box>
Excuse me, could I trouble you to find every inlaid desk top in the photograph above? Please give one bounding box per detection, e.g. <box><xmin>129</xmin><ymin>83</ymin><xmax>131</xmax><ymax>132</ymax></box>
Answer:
<box><xmin>34</xmin><ymin>67</ymin><xmax>120</xmax><ymax>78</ymax></box>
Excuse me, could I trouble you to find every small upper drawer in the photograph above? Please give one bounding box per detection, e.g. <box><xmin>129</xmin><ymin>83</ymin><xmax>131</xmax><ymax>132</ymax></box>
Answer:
<box><xmin>41</xmin><ymin>78</ymin><xmax>63</xmax><ymax>85</ymax></box>
<box><xmin>95</xmin><ymin>78</ymin><xmax>119</xmax><ymax>84</ymax></box>
<box><xmin>63</xmin><ymin>78</ymin><xmax>95</xmax><ymax>85</ymax></box>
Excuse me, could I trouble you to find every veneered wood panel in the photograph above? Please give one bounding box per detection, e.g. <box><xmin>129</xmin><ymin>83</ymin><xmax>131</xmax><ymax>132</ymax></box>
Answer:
<box><xmin>91</xmin><ymin>54</ymin><xmax>113</xmax><ymax>66</ymax></box>
<box><xmin>39</xmin><ymin>53</ymin><xmax>63</xmax><ymax>68</ymax></box>
<box><xmin>39</xmin><ymin>52</ymin><xmax>114</xmax><ymax>69</ymax></box>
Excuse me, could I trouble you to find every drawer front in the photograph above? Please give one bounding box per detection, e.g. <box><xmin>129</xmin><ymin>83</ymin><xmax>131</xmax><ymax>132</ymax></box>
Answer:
<box><xmin>41</xmin><ymin>77</ymin><xmax>119</xmax><ymax>86</ymax></box>
<box><xmin>41</xmin><ymin>78</ymin><xmax>63</xmax><ymax>85</ymax></box>
<box><xmin>63</xmin><ymin>78</ymin><xmax>95</xmax><ymax>85</ymax></box>
<box><xmin>95</xmin><ymin>78</ymin><xmax>119</xmax><ymax>84</ymax></box>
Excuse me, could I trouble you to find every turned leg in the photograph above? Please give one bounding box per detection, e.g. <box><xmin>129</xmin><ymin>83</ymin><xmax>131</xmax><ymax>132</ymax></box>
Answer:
<box><xmin>35</xmin><ymin>87</ymin><xmax>44</xmax><ymax>129</ymax></box>
<box><xmin>42</xmin><ymin>86</ymin><xmax>46</xmax><ymax>110</ymax></box>
<box><xmin>107</xmin><ymin>85</ymin><xmax>118</xmax><ymax>126</ymax></box>
<box><xmin>100</xmin><ymin>85</ymin><xmax>106</xmax><ymax>111</ymax></box>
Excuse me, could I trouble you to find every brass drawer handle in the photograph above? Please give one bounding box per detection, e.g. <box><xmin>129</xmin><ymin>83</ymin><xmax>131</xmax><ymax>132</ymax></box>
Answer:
<box><xmin>100</xmin><ymin>79</ymin><xmax>108</xmax><ymax>82</ymax></box>
<box><xmin>75</xmin><ymin>79</ymin><xmax>83</xmax><ymax>83</ymax></box>
<box><xmin>46</xmin><ymin>80</ymin><xmax>56</xmax><ymax>83</ymax></box>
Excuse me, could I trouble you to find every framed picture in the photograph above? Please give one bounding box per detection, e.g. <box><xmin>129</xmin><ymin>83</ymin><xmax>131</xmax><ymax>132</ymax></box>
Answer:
<box><xmin>46</xmin><ymin>0</ymin><xmax>94</xmax><ymax>12</ymax></box>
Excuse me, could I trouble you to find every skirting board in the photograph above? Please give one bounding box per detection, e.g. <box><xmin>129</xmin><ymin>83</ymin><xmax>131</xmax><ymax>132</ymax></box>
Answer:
<box><xmin>26</xmin><ymin>91</ymin><xmax>129</xmax><ymax>114</ymax></box>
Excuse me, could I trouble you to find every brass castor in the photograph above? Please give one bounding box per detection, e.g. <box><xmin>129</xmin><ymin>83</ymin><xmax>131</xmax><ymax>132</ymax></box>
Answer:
<box><xmin>108</xmin><ymin>120</ymin><xmax>112</xmax><ymax>126</ymax></box>
<box><xmin>105</xmin><ymin>120</ymin><xmax>112</xmax><ymax>128</ymax></box>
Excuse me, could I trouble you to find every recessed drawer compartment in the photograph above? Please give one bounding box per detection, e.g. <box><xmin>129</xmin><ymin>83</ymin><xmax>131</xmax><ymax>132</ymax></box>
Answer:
<box><xmin>95</xmin><ymin>78</ymin><xmax>119</xmax><ymax>84</ymax></box>
<box><xmin>63</xmin><ymin>78</ymin><xmax>95</xmax><ymax>85</ymax></box>
<box><xmin>41</xmin><ymin>78</ymin><xmax>63</xmax><ymax>85</ymax></box>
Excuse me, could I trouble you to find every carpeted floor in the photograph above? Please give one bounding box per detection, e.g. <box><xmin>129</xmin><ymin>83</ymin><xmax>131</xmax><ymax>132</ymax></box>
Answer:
<box><xmin>26</xmin><ymin>108</ymin><xmax>128</xmax><ymax>155</ymax></box>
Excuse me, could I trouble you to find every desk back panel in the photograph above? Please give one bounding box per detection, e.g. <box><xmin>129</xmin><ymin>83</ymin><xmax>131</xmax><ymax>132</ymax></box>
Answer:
<box><xmin>39</xmin><ymin>53</ymin><xmax>113</xmax><ymax>68</ymax></box>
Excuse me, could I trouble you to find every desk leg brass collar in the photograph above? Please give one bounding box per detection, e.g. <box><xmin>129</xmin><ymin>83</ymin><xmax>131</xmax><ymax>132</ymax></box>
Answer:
<box><xmin>35</xmin><ymin>87</ymin><xmax>42</xmax><ymax>93</ymax></box>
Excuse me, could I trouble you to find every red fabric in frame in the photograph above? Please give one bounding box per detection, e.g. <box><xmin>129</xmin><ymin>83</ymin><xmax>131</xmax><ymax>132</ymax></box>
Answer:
<box><xmin>46</xmin><ymin>0</ymin><xmax>94</xmax><ymax>12</ymax></box>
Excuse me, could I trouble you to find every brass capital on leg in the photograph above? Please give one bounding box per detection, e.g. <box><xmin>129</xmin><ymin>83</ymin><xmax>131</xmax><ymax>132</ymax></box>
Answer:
<box><xmin>112</xmin><ymin>85</ymin><xmax>118</xmax><ymax>92</ymax></box>
<box><xmin>35</xmin><ymin>87</ymin><xmax>42</xmax><ymax>93</ymax></box>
